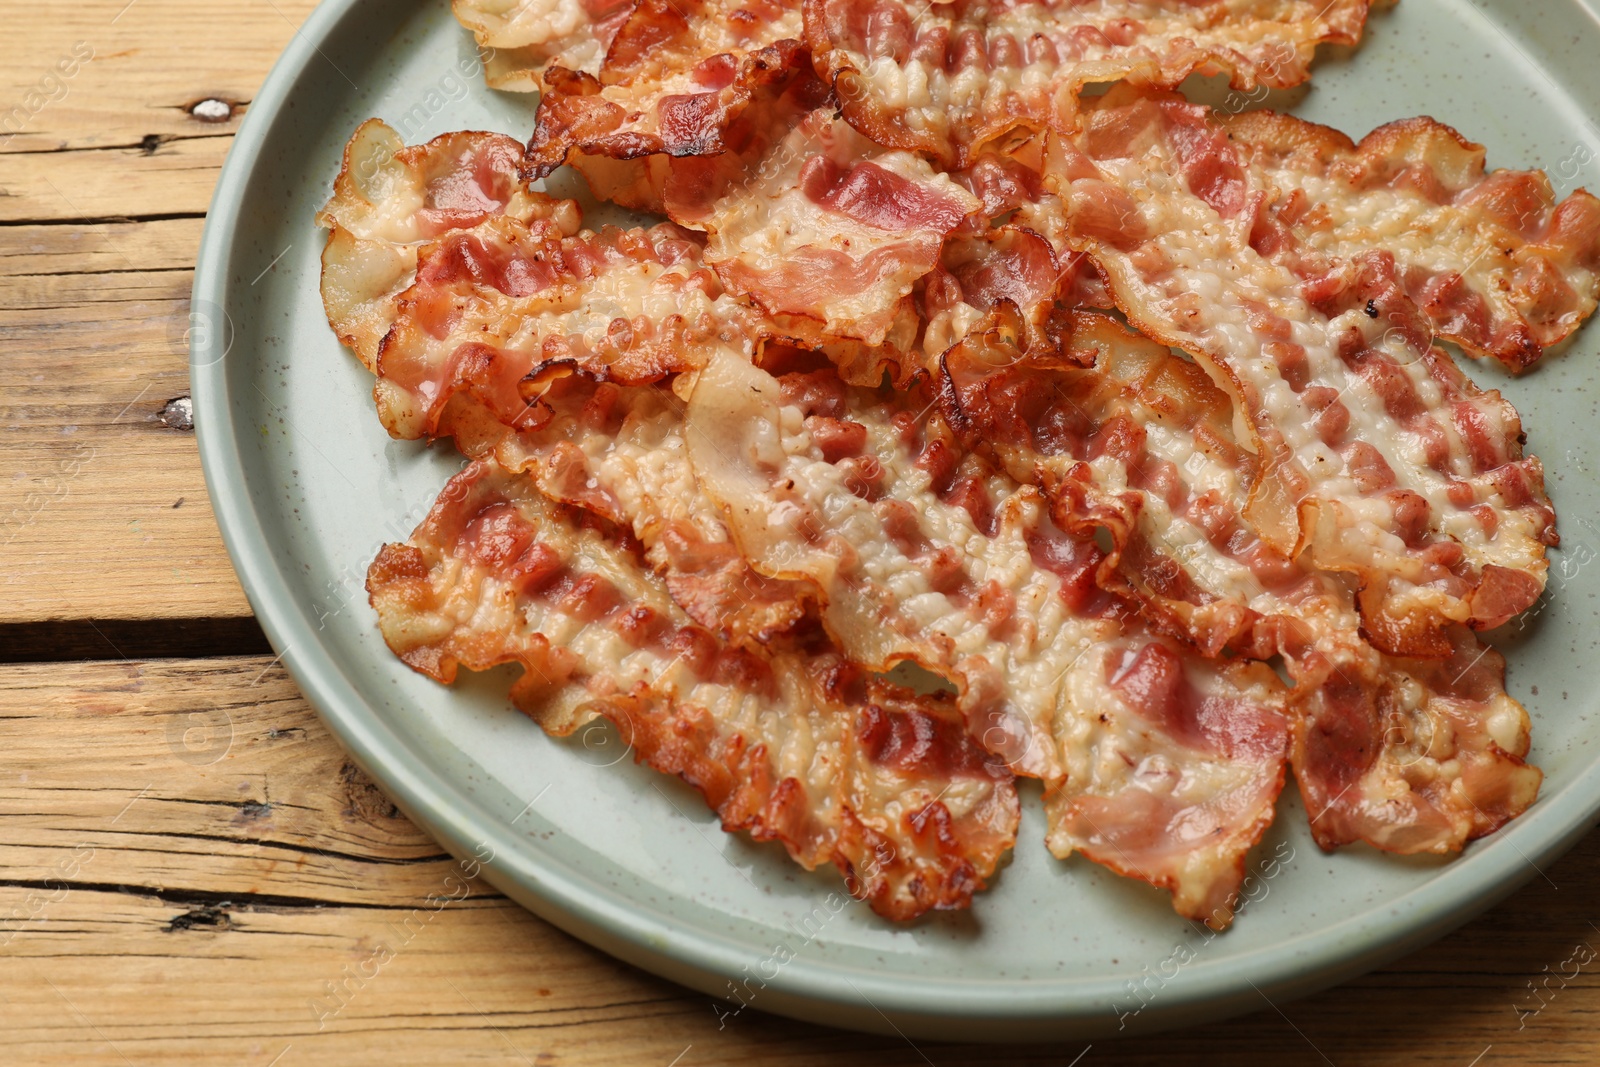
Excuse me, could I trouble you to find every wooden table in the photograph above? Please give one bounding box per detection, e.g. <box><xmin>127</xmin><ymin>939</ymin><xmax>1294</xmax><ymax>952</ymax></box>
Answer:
<box><xmin>1</xmin><ymin>2</ymin><xmax>1594</xmax><ymax>1063</ymax></box>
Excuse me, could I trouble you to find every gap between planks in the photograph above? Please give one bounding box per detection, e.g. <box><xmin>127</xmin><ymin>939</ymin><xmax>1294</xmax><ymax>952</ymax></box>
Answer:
<box><xmin>4</xmin><ymin>655</ymin><xmax>1600</xmax><ymax>1066</ymax></box>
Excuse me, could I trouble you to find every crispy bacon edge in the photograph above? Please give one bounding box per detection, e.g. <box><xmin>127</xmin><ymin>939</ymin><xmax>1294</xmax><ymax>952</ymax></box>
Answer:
<box><xmin>1225</xmin><ymin>108</ymin><xmax>1600</xmax><ymax>370</ymax></box>
<box><xmin>366</xmin><ymin>458</ymin><xmax>1020</xmax><ymax>919</ymax></box>
<box><xmin>804</xmin><ymin>0</ymin><xmax>1375</xmax><ymax>168</ymax></box>
<box><xmin>316</xmin><ymin>120</ymin><xmax>579</xmax><ymax>370</ymax></box>
<box><xmin>523</xmin><ymin>0</ymin><xmax>806</xmax><ymax>181</ymax></box>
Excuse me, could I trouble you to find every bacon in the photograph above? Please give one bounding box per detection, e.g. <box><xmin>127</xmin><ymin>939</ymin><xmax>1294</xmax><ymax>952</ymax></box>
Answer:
<box><xmin>317</xmin><ymin>120</ymin><xmax>580</xmax><ymax>370</ymax></box>
<box><xmin>1050</xmin><ymin>644</ymin><xmax>1288</xmax><ymax>925</ymax></box>
<box><xmin>1221</xmin><ymin>109</ymin><xmax>1600</xmax><ymax>370</ymax></box>
<box><xmin>683</xmin><ymin>346</ymin><xmax>1290</xmax><ymax>924</ymax></box>
<box><xmin>1293</xmin><ymin>627</ymin><xmax>1540</xmax><ymax>854</ymax></box>
<box><xmin>320</xmin><ymin>1</ymin><xmax>1588</xmax><ymax>922</ymax></box>
<box><xmin>555</xmin><ymin>60</ymin><xmax>837</xmax><ymax>218</ymax></box>
<box><xmin>941</xmin><ymin>307</ymin><xmax>1285</xmax><ymax>655</ymax></box>
<box><xmin>366</xmin><ymin>302</ymin><xmax>1299</xmax><ymax>922</ymax></box>
<box><xmin>367</xmin><ymin>458</ymin><xmax>1019</xmax><ymax>919</ymax></box>
<box><xmin>452</xmin><ymin>0</ymin><xmax>636</xmax><ymax>90</ymax></box>
<box><xmin>369</xmin><ymin>214</ymin><xmax>749</xmax><ymax>442</ymax></box>
<box><xmin>804</xmin><ymin>0</ymin><xmax>1375</xmax><ymax>167</ymax></box>
<box><xmin>322</xmin><ymin>145</ymin><xmax>809</xmax><ymax>644</ymax></box>
<box><xmin>1044</xmin><ymin>87</ymin><xmax>1558</xmax><ymax>655</ymax></box>
<box><xmin>921</xmin><ymin>224</ymin><xmax>1107</xmax><ymax>363</ymax></box>
<box><xmin>522</xmin><ymin>0</ymin><xmax>805</xmax><ymax>179</ymax></box>
<box><xmin>699</xmin><ymin>107</ymin><xmax>980</xmax><ymax>367</ymax></box>
<box><xmin>936</xmin><ymin>306</ymin><xmax>1542</xmax><ymax>856</ymax></box>
<box><xmin>497</xmin><ymin>370</ymin><xmax>815</xmax><ymax>645</ymax></box>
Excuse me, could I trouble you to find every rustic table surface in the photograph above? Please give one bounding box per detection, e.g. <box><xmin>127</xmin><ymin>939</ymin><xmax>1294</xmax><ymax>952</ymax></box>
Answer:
<box><xmin>2</xmin><ymin>2</ymin><xmax>1596</xmax><ymax>1064</ymax></box>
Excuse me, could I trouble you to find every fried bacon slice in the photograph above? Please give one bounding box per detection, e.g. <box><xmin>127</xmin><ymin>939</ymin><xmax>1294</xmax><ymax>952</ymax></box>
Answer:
<box><xmin>493</xmin><ymin>371</ymin><xmax>813</xmax><ymax>645</ymax></box>
<box><xmin>804</xmin><ymin>0</ymin><xmax>1375</xmax><ymax>168</ymax></box>
<box><xmin>317</xmin><ymin>124</ymin><xmax>766</xmax><ymax>444</ymax></box>
<box><xmin>452</xmin><ymin>0</ymin><xmax>635</xmax><ymax>90</ymax></box>
<box><xmin>1293</xmin><ymin>627</ymin><xmax>1540</xmax><ymax>853</ymax></box>
<box><xmin>1042</xmin><ymin>86</ymin><xmax>1558</xmax><ymax>657</ymax></box>
<box><xmin>384</xmin><ymin>324</ymin><xmax>1291</xmax><ymax>924</ymax></box>
<box><xmin>317</xmin><ymin>120</ymin><xmax>580</xmax><ymax>369</ymax></box>
<box><xmin>322</xmin><ymin>152</ymin><xmax>810</xmax><ymax>645</ymax></box>
<box><xmin>682</xmin><ymin>346</ymin><xmax>1290</xmax><ymax>925</ymax></box>
<box><xmin>1054</xmin><ymin>641</ymin><xmax>1289</xmax><ymax>925</ymax></box>
<box><xmin>367</xmin><ymin>213</ymin><xmax>748</xmax><ymax>441</ymax></box>
<box><xmin>1223</xmin><ymin>110</ymin><xmax>1600</xmax><ymax>370</ymax></box>
<box><xmin>523</xmin><ymin>0</ymin><xmax>805</xmax><ymax>179</ymax></box>
<box><xmin>699</xmin><ymin>107</ymin><xmax>980</xmax><ymax>364</ymax></box>
<box><xmin>938</xmin><ymin>308</ymin><xmax>1541</xmax><ymax>854</ymax></box>
<box><xmin>367</xmin><ymin>458</ymin><xmax>1019</xmax><ymax>919</ymax></box>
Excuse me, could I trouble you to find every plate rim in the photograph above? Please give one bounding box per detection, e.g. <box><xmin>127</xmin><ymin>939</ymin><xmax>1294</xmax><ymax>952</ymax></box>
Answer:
<box><xmin>191</xmin><ymin>0</ymin><xmax>1600</xmax><ymax>1039</ymax></box>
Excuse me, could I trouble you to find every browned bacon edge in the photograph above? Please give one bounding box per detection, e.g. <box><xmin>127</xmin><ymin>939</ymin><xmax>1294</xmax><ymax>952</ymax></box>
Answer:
<box><xmin>1226</xmin><ymin>108</ymin><xmax>1600</xmax><ymax>371</ymax></box>
<box><xmin>367</xmin><ymin>459</ymin><xmax>1019</xmax><ymax>919</ymax></box>
<box><xmin>523</xmin><ymin>6</ymin><xmax>805</xmax><ymax>181</ymax></box>
<box><xmin>935</xmin><ymin>307</ymin><xmax>1542</xmax><ymax>858</ymax></box>
<box><xmin>803</xmin><ymin>0</ymin><xmax>1374</xmax><ymax>169</ymax></box>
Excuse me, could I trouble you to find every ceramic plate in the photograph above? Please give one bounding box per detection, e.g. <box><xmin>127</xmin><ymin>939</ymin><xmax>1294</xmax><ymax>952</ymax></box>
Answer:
<box><xmin>192</xmin><ymin>0</ymin><xmax>1600</xmax><ymax>1040</ymax></box>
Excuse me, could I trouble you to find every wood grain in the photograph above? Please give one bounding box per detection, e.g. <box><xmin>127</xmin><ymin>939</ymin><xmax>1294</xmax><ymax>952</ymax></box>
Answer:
<box><xmin>2</xmin><ymin>0</ymin><xmax>1597</xmax><ymax>1063</ymax></box>
<box><xmin>2</xmin><ymin>655</ymin><xmax>1598</xmax><ymax>1067</ymax></box>
<box><xmin>0</xmin><ymin>0</ymin><xmax>319</xmax><ymax>627</ymax></box>
<box><xmin>0</xmin><ymin>217</ymin><xmax>252</xmax><ymax>626</ymax></box>
<box><xmin>0</xmin><ymin>0</ymin><xmax>298</xmax><ymax>158</ymax></box>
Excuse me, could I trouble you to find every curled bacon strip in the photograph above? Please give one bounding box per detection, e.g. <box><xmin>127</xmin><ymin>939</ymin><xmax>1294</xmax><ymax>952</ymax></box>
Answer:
<box><xmin>699</xmin><ymin>107</ymin><xmax>980</xmax><ymax>369</ymax></box>
<box><xmin>937</xmin><ymin>308</ymin><xmax>1541</xmax><ymax>854</ymax></box>
<box><xmin>682</xmin><ymin>346</ymin><xmax>1290</xmax><ymax>925</ymax></box>
<box><xmin>523</xmin><ymin>0</ymin><xmax>805</xmax><ymax>179</ymax></box>
<box><xmin>367</xmin><ymin>458</ymin><xmax>1019</xmax><ymax>919</ymax></box>
<box><xmin>805</xmin><ymin>0</ymin><xmax>1374</xmax><ymax>167</ymax></box>
<box><xmin>493</xmin><ymin>370</ymin><xmax>814</xmax><ymax>646</ymax></box>
<box><xmin>1223</xmin><ymin>109</ymin><xmax>1600</xmax><ymax>370</ymax></box>
<box><xmin>317</xmin><ymin>120</ymin><xmax>579</xmax><ymax>369</ymax></box>
<box><xmin>368</xmin><ymin>214</ymin><xmax>739</xmax><ymax>441</ymax></box>
<box><xmin>1043</xmin><ymin>86</ymin><xmax>1558</xmax><ymax>656</ymax></box>
<box><xmin>377</xmin><ymin>318</ymin><xmax>1292</xmax><ymax>924</ymax></box>
<box><xmin>452</xmin><ymin>0</ymin><xmax>636</xmax><ymax>90</ymax></box>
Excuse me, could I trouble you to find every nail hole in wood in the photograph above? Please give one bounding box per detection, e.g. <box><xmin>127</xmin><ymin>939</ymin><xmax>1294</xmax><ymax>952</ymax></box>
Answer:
<box><xmin>166</xmin><ymin>904</ymin><xmax>234</xmax><ymax>933</ymax></box>
<box><xmin>159</xmin><ymin>396</ymin><xmax>194</xmax><ymax>431</ymax></box>
<box><xmin>188</xmin><ymin>98</ymin><xmax>234</xmax><ymax>122</ymax></box>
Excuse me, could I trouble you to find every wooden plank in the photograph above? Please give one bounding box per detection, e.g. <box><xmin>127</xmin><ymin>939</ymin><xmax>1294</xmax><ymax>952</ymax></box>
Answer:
<box><xmin>0</xmin><ymin>136</ymin><xmax>232</xmax><ymax>223</ymax></box>
<box><xmin>0</xmin><ymin>0</ymin><xmax>324</xmax><ymax>627</ymax></box>
<box><xmin>0</xmin><ymin>218</ymin><xmax>254</xmax><ymax>626</ymax></box>
<box><xmin>1</xmin><ymin>655</ymin><xmax>1597</xmax><ymax>1065</ymax></box>
<box><xmin>0</xmin><ymin>656</ymin><xmax>450</xmax><ymax>902</ymax></box>
<box><xmin>0</xmin><ymin>0</ymin><xmax>316</xmax><ymax>157</ymax></box>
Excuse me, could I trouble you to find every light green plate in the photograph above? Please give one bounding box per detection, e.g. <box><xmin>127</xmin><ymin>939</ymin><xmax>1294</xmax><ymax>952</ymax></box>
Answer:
<box><xmin>192</xmin><ymin>0</ymin><xmax>1600</xmax><ymax>1040</ymax></box>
